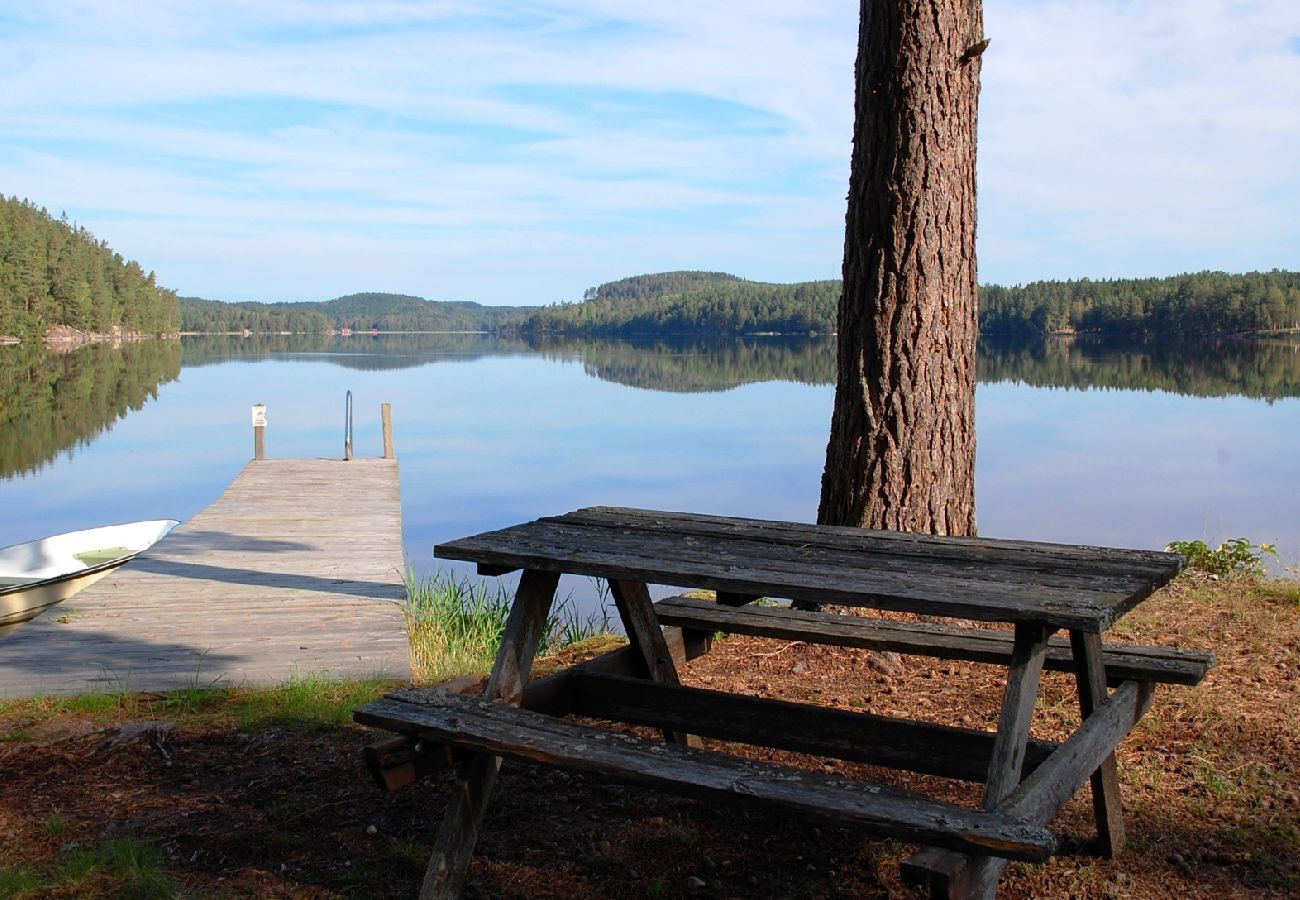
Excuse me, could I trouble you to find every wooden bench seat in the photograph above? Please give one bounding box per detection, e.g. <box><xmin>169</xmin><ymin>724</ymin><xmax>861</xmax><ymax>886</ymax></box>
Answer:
<box><xmin>355</xmin><ymin>687</ymin><xmax>1058</xmax><ymax>863</ymax></box>
<box><xmin>654</xmin><ymin>596</ymin><xmax>1214</xmax><ymax>686</ymax></box>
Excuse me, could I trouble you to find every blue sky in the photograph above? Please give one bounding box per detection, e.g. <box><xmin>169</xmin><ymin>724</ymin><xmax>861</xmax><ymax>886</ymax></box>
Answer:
<box><xmin>3</xmin><ymin>1</ymin><xmax>1298</xmax><ymax>305</ymax></box>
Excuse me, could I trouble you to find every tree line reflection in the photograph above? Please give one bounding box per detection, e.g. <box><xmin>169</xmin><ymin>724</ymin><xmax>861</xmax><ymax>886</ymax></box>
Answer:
<box><xmin>3</xmin><ymin>334</ymin><xmax>1296</xmax><ymax>479</ymax></box>
<box><xmin>1</xmin><ymin>340</ymin><xmax>180</xmax><ymax>478</ymax></box>
<box><xmin>978</xmin><ymin>335</ymin><xmax>1300</xmax><ymax>402</ymax></box>
<box><xmin>175</xmin><ymin>333</ymin><xmax>534</xmax><ymax>371</ymax></box>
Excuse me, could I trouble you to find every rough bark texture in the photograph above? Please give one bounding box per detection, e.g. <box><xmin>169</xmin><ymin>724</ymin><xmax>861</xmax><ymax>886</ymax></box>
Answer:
<box><xmin>819</xmin><ymin>0</ymin><xmax>982</xmax><ymax>535</ymax></box>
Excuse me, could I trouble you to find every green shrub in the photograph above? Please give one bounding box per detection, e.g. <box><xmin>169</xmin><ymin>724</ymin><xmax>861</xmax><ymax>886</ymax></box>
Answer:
<box><xmin>1165</xmin><ymin>538</ymin><xmax>1277</xmax><ymax>577</ymax></box>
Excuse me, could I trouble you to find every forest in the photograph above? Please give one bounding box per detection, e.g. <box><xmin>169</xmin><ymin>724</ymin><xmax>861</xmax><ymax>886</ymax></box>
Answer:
<box><xmin>524</xmin><ymin>270</ymin><xmax>1300</xmax><ymax>338</ymax></box>
<box><xmin>0</xmin><ymin>196</ymin><xmax>180</xmax><ymax>340</ymax></box>
<box><xmin>180</xmin><ymin>270</ymin><xmax>1300</xmax><ymax>338</ymax></box>
<box><xmin>526</xmin><ymin>272</ymin><xmax>839</xmax><ymax>336</ymax></box>
<box><xmin>179</xmin><ymin>296</ymin><xmax>333</xmax><ymax>334</ymax></box>
<box><xmin>179</xmin><ymin>292</ymin><xmax>531</xmax><ymax>334</ymax></box>
<box><xmin>581</xmin><ymin>271</ymin><xmax>747</xmax><ymax>302</ymax></box>
<box><xmin>980</xmin><ymin>270</ymin><xmax>1300</xmax><ymax>335</ymax></box>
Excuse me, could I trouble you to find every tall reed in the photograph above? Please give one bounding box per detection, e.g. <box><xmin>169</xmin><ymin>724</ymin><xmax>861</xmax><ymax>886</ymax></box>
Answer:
<box><xmin>404</xmin><ymin>571</ymin><xmax>610</xmax><ymax>684</ymax></box>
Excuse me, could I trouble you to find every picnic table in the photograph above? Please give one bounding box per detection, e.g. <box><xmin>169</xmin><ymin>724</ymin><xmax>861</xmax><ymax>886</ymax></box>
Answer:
<box><xmin>355</xmin><ymin>507</ymin><xmax>1213</xmax><ymax>899</ymax></box>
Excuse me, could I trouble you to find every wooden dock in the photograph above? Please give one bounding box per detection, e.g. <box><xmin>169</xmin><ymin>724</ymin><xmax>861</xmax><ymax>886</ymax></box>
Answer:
<box><xmin>0</xmin><ymin>458</ymin><xmax>410</xmax><ymax>697</ymax></box>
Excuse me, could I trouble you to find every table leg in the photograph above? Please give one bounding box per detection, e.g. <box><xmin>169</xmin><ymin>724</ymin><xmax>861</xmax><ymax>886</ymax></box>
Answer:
<box><xmin>609</xmin><ymin>579</ymin><xmax>697</xmax><ymax>746</ymax></box>
<box><xmin>1070</xmin><ymin>629</ymin><xmax>1125</xmax><ymax>857</ymax></box>
<box><xmin>418</xmin><ymin>569</ymin><xmax>560</xmax><ymax>900</ymax></box>
<box><xmin>983</xmin><ymin>624</ymin><xmax>1054</xmax><ymax>804</ymax></box>
<box><xmin>902</xmin><ymin>622</ymin><xmax>1053</xmax><ymax>898</ymax></box>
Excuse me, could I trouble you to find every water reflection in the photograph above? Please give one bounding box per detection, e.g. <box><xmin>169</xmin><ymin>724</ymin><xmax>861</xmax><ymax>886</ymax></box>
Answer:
<box><xmin>530</xmin><ymin>335</ymin><xmax>836</xmax><ymax>392</ymax></box>
<box><xmin>979</xmin><ymin>335</ymin><xmax>1300</xmax><ymax>401</ymax></box>
<box><xmin>3</xmin><ymin>333</ymin><xmax>1298</xmax><ymax>482</ymax></box>
<box><xmin>178</xmin><ymin>333</ymin><xmax>533</xmax><ymax>371</ymax></box>
<box><xmin>0</xmin><ymin>340</ymin><xmax>181</xmax><ymax>479</ymax></box>
<box><xmin>179</xmin><ymin>332</ymin><xmax>1300</xmax><ymax>398</ymax></box>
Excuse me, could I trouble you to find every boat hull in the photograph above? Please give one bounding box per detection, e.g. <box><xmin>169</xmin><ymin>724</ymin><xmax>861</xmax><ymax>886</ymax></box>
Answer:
<box><xmin>0</xmin><ymin>561</ymin><xmax>127</xmax><ymax>626</ymax></box>
<box><xmin>0</xmin><ymin>520</ymin><xmax>180</xmax><ymax>628</ymax></box>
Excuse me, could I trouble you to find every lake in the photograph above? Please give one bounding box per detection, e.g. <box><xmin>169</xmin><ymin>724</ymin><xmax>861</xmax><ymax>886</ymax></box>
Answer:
<box><xmin>2</xmin><ymin>333</ymin><xmax>1297</xmax><ymax>614</ymax></box>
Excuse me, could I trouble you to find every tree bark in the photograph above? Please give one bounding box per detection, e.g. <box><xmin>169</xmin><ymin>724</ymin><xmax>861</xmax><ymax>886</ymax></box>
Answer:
<box><xmin>818</xmin><ymin>0</ymin><xmax>982</xmax><ymax>536</ymax></box>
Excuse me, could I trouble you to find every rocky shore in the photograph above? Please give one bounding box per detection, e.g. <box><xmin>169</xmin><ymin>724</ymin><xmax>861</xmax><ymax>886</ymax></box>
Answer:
<box><xmin>35</xmin><ymin>324</ymin><xmax>178</xmax><ymax>350</ymax></box>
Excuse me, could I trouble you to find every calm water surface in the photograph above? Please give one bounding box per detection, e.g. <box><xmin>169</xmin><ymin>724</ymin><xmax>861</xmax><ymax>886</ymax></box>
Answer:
<box><xmin>2</xmin><ymin>334</ymin><xmax>1297</xmax><ymax>610</ymax></box>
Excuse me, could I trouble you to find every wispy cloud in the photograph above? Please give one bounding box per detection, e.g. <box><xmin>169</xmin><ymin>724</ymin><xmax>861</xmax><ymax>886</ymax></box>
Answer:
<box><xmin>980</xmin><ymin>0</ymin><xmax>1300</xmax><ymax>282</ymax></box>
<box><xmin>1</xmin><ymin>1</ymin><xmax>1296</xmax><ymax>301</ymax></box>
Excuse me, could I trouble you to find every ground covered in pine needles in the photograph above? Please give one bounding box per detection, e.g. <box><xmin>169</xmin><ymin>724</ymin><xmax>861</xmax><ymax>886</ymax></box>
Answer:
<box><xmin>1</xmin><ymin>575</ymin><xmax>1296</xmax><ymax>898</ymax></box>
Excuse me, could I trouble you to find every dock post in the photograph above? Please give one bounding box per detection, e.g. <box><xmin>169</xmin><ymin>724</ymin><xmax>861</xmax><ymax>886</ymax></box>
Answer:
<box><xmin>252</xmin><ymin>403</ymin><xmax>267</xmax><ymax>460</ymax></box>
<box><xmin>382</xmin><ymin>403</ymin><xmax>395</xmax><ymax>459</ymax></box>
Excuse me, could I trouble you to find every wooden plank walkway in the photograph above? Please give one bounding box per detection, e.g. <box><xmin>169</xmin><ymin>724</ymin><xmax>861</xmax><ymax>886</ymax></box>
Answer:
<box><xmin>0</xmin><ymin>458</ymin><xmax>410</xmax><ymax>697</ymax></box>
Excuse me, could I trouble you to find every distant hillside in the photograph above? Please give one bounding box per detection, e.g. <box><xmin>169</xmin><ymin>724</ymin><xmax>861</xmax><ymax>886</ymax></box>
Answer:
<box><xmin>179</xmin><ymin>296</ymin><xmax>333</xmax><ymax>333</ymax></box>
<box><xmin>0</xmin><ymin>196</ymin><xmax>179</xmax><ymax>340</ymax></box>
<box><xmin>169</xmin><ymin>267</ymin><xmax>1300</xmax><ymax>338</ymax></box>
<box><xmin>179</xmin><ymin>292</ymin><xmax>533</xmax><ymax>333</ymax></box>
<box><xmin>527</xmin><ymin>272</ymin><xmax>839</xmax><ymax>336</ymax></box>
<box><xmin>314</xmin><ymin>293</ymin><xmax>531</xmax><ymax>331</ymax></box>
<box><xmin>526</xmin><ymin>269</ymin><xmax>1300</xmax><ymax>338</ymax></box>
<box><xmin>981</xmin><ymin>270</ymin><xmax>1300</xmax><ymax>335</ymax></box>
<box><xmin>583</xmin><ymin>271</ymin><xmax>746</xmax><ymax>303</ymax></box>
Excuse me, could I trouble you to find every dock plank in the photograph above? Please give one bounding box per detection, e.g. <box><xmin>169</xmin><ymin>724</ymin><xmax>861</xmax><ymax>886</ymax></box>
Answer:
<box><xmin>0</xmin><ymin>458</ymin><xmax>410</xmax><ymax>697</ymax></box>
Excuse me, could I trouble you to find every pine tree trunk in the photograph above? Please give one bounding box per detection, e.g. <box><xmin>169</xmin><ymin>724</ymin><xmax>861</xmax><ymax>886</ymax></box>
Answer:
<box><xmin>818</xmin><ymin>0</ymin><xmax>983</xmax><ymax>536</ymax></box>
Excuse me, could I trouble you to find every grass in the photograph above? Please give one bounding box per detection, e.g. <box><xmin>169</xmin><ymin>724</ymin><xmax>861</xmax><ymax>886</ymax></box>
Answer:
<box><xmin>226</xmin><ymin>671</ymin><xmax>393</xmax><ymax>730</ymax></box>
<box><xmin>0</xmin><ymin>670</ymin><xmax>393</xmax><ymax>734</ymax></box>
<box><xmin>57</xmin><ymin>690</ymin><xmax>131</xmax><ymax>716</ymax></box>
<box><xmin>403</xmin><ymin>570</ymin><xmax>612</xmax><ymax>684</ymax></box>
<box><xmin>0</xmin><ymin>837</ymin><xmax>179</xmax><ymax>899</ymax></box>
<box><xmin>43</xmin><ymin>813</ymin><xmax>67</xmax><ymax>837</ymax></box>
<box><xmin>0</xmin><ymin>866</ymin><xmax>42</xmax><ymax>897</ymax></box>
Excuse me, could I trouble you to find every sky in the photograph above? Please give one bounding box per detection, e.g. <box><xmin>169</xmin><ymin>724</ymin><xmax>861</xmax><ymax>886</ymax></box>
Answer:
<box><xmin>3</xmin><ymin>1</ymin><xmax>1299</xmax><ymax>306</ymax></box>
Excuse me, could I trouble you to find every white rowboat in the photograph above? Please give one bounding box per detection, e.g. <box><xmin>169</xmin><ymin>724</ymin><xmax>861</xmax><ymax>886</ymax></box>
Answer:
<box><xmin>0</xmin><ymin>520</ymin><xmax>180</xmax><ymax>627</ymax></box>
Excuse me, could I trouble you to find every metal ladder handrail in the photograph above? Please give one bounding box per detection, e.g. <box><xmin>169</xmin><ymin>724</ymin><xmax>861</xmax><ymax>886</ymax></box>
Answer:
<box><xmin>344</xmin><ymin>390</ymin><xmax>354</xmax><ymax>460</ymax></box>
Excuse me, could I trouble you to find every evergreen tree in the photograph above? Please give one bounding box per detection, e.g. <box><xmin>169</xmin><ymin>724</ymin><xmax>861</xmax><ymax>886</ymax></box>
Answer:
<box><xmin>0</xmin><ymin>196</ymin><xmax>179</xmax><ymax>339</ymax></box>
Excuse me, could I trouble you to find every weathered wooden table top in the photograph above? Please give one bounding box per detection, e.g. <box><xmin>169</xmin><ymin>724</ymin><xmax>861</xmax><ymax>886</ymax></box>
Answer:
<box><xmin>435</xmin><ymin>506</ymin><xmax>1186</xmax><ymax>633</ymax></box>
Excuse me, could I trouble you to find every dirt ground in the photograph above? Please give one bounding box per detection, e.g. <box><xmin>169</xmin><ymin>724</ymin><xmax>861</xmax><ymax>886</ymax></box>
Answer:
<box><xmin>1</xmin><ymin>576</ymin><xmax>1296</xmax><ymax>898</ymax></box>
